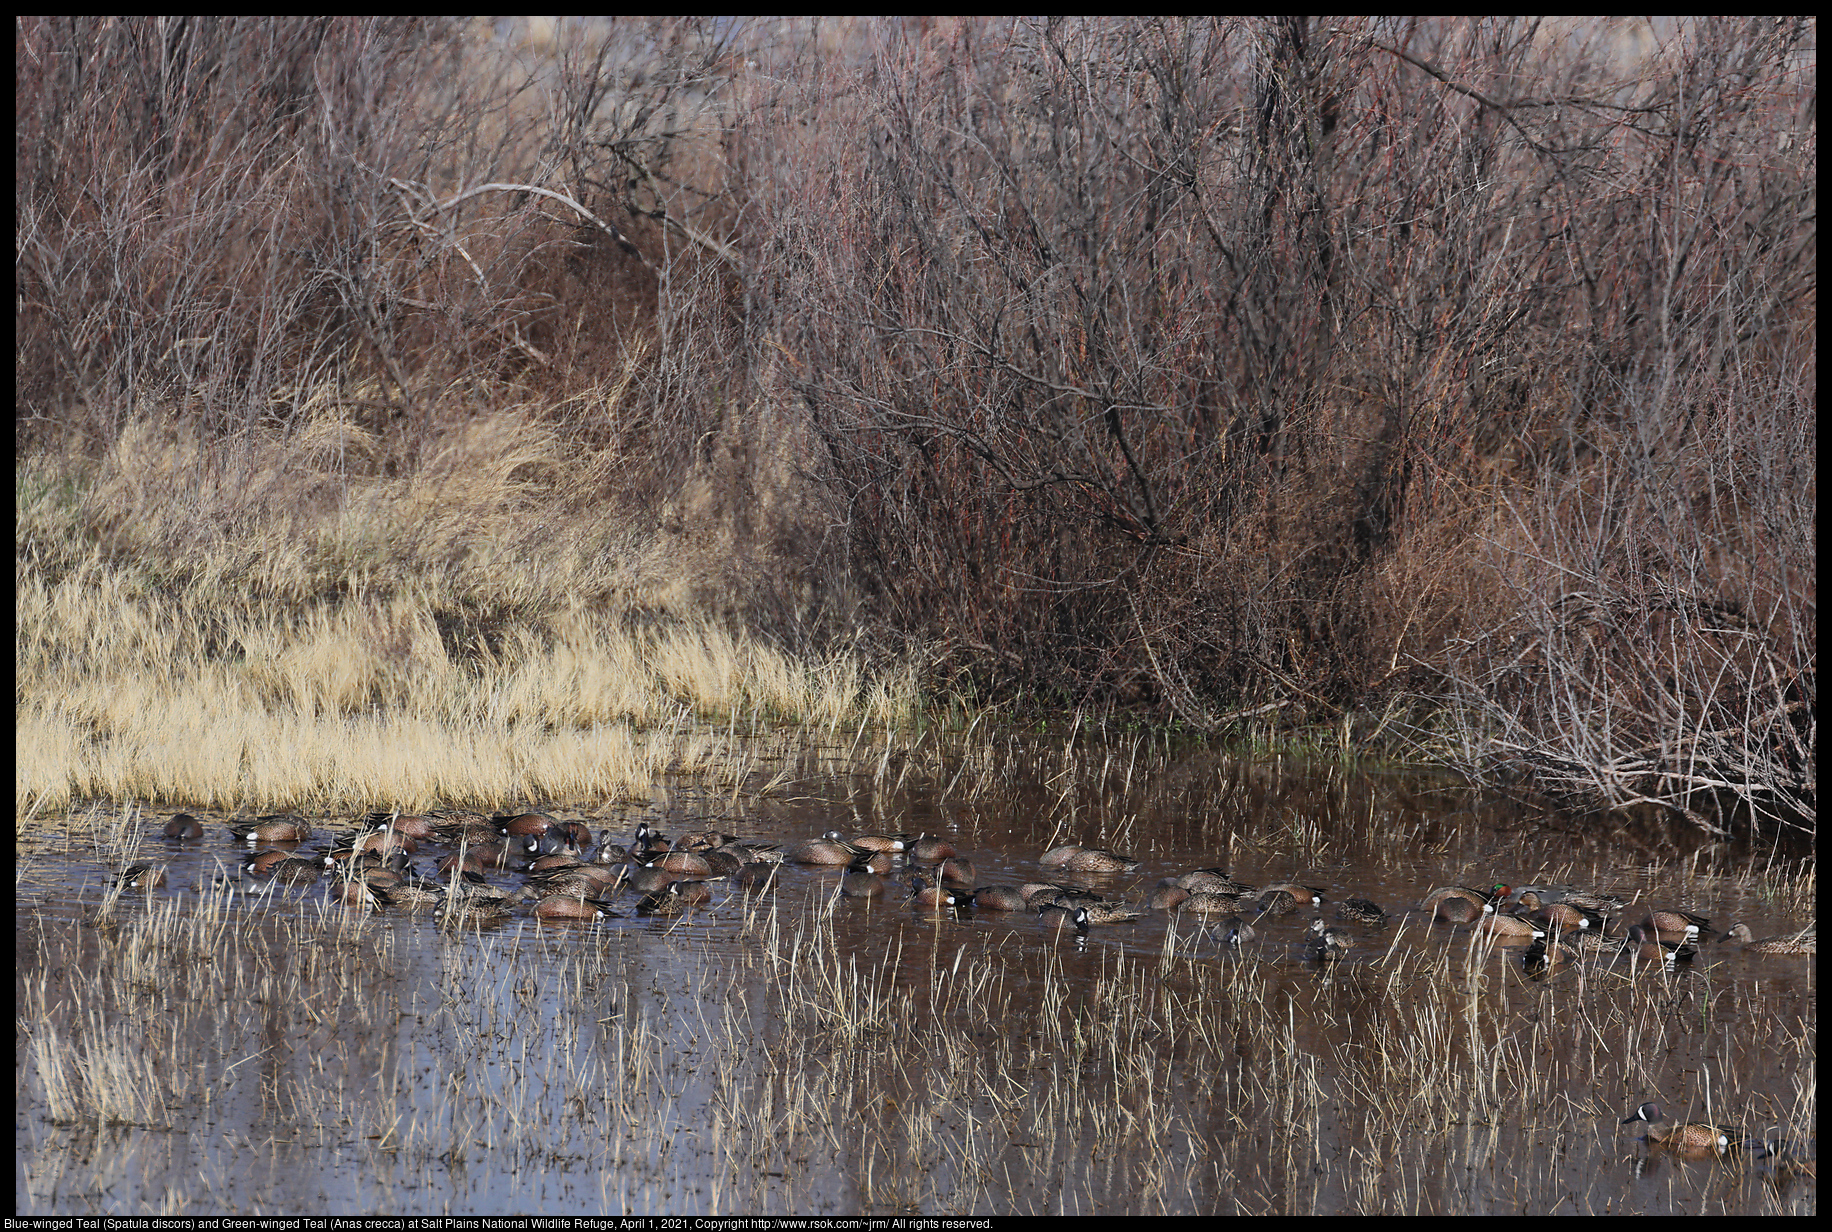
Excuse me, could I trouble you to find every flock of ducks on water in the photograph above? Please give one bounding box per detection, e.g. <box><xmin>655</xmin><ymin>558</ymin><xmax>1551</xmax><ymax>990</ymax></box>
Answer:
<box><xmin>108</xmin><ymin>807</ymin><xmax>1815</xmax><ymax>1165</ymax></box>
<box><xmin>124</xmin><ymin>810</ymin><xmax>1816</xmax><ymax>965</ymax></box>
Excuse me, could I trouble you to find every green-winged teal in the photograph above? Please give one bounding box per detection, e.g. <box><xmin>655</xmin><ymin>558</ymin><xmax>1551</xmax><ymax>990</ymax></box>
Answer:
<box><xmin>1334</xmin><ymin>897</ymin><xmax>1388</xmax><ymax>926</ymax></box>
<box><xmin>161</xmin><ymin>813</ymin><xmax>204</xmax><ymax>841</ymax></box>
<box><xmin>1724</xmin><ymin>922</ymin><xmax>1815</xmax><ymax>955</ymax></box>
<box><xmin>113</xmin><ymin>864</ymin><xmax>168</xmax><ymax>890</ymax></box>
<box><xmin>1039</xmin><ymin>844</ymin><xmax>1140</xmax><ymax>874</ymax></box>
<box><xmin>1621</xmin><ymin>1101</ymin><xmax>1734</xmax><ymax>1152</ymax></box>
<box><xmin>229</xmin><ymin>816</ymin><xmax>312</xmax><ymax>845</ymax></box>
<box><xmin>1305</xmin><ymin>917</ymin><xmax>1352</xmax><ymax>961</ymax></box>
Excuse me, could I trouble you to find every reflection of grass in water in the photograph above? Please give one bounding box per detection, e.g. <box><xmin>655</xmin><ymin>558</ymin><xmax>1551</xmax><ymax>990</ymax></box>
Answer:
<box><xmin>17</xmin><ymin>836</ymin><xmax>1816</xmax><ymax>1214</ymax></box>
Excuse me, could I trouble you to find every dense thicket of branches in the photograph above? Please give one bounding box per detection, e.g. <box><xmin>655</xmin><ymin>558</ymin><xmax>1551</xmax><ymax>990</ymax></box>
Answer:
<box><xmin>17</xmin><ymin>17</ymin><xmax>1814</xmax><ymax>832</ymax></box>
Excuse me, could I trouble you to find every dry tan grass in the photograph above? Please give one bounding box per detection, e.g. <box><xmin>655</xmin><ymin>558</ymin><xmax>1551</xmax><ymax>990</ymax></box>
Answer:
<box><xmin>17</xmin><ymin>400</ymin><xmax>920</xmax><ymax>816</ymax></box>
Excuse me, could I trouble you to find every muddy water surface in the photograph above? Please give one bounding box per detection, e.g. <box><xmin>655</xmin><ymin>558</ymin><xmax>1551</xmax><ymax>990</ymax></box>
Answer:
<box><xmin>16</xmin><ymin>731</ymin><xmax>1816</xmax><ymax>1215</ymax></box>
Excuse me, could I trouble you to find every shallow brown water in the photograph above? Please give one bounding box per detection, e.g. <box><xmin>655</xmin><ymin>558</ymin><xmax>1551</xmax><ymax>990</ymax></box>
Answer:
<box><xmin>16</xmin><ymin>731</ymin><xmax>1816</xmax><ymax>1215</ymax></box>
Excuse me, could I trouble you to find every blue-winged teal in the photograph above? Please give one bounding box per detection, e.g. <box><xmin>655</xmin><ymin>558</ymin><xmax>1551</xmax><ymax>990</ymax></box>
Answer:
<box><xmin>434</xmin><ymin>817</ymin><xmax>508</xmax><ymax>848</ymax></box>
<box><xmin>909</xmin><ymin>878</ymin><xmax>957</xmax><ymax>909</ymax></box>
<box><xmin>534</xmin><ymin>894</ymin><xmax>619</xmax><ymax>921</ymax></box>
<box><xmin>161</xmin><ymin>813</ymin><xmax>204</xmax><ymax>841</ymax></box>
<box><xmin>113</xmin><ymin>864</ymin><xmax>168</xmax><ymax>890</ymax></box>
<box><xmin>1419</xmin><ymin>884</ymin><xmax>1510</xmax><ymax>922</ymax></box>
<box><xmin>1305</xmin><ymin>917</ymin><xmax>1352</xmax><ymax>961</ymax></box>
<box><xmin>700</xmin><ymin>849</ymin><xmax>746</xmax><ymax>878</ymax></box>
<box><xmin>626</xmin><ymin>822</ymin><xmax>673</xmax><ymax>860</ymax></box>
<box><xmin>335</xmin><ymin>878</ymin><xmax>391</xmax><ymax>909</ymax></box>
<box><xmin>1040</xmin><ymin>844</ymin><xmax>1140</xmax><ymax>874</ymax></box>
<box><xmin>1150</xmin><ymin>884</ymin><xmax>1192</xmax><ymax>911</ymax></box>
<box><xmin>1476</xmin><ymin>908</ymin><xmax>1545</xmax><ymax>938</ymax></box>
<box><xmin>1169</xmin><ymin>868</ymin><xmax>1255</xmax><ymax>895</ymax></box>
<box><xmin>1522</xmin><ymin>928</ymin><xmax>1577</xmax><ymax>973</ymax></box>
<box><xmin>1509</xmin><ymin>885</ymin><xmax>1627</xmax><ymax>915</ymax></box>
<box><xmin>1070</xmin><ymin>902</ymin><xmax>1144</xmax><ymax>932</ymax></box>
<box><xmin>734</xmin><ymin>861</ymin><xmax>781</xmax><ymax>891</ymax></box>
<box><xmin>529</xmin><ymin>866</ymin><xmax>628</xmax><ymax>900</ymax></box>
<box><xmin>1527</xmin><ymin>900</ymin><xmax>1608</xmax><ymax>933</ymax></box>
<box><xmin>840</xmin><ymin>856</ymin><xmax>886</xmax><ymax>899</ymax></box>
<box><xmin>785</xmin><ymin>836</ymin><xmax>859</xmax><ymax>866</ymax></box>
<box><xmin>437</xmin><ymin>843</ymin><xmax>513</xmax><ymax>875</ymax></box>
<box><xmin>626</xmin><ymin>865</ymin><xmax>679</xmax><ymax>895</ymax></box>
<box><xmin>637</xmin><ymin>880</ymin><xmax>712</xmax><ymax>915</ymax></box>
<box><xmin>1629</xmin><ymin>907</ymin><xmax>1716</xmax><ymax>943</ymax></box>
<box><xmin>370</xmin><ymin>812</ymin><xmax>439</xmax><ymax>841</ymax></box>
<box><xmin>229</xmin><ymin>816</ymin><xmax>312</xmax><ymax>845</ymax></box>
<box><xmin>830</xmin><ymin>830</ymin><xmax>908</xmax><ymax>853</ymax></box>
<box><xmin>1256</xmin><ymin>883</ymin><xmax>1326</xmax><ymax>916</ymax></box>
<box><xmin>498</xmin><ymin>811</ymin><xmax>555</xmax><ymax>837</ymax></box>
<box><xmin>242</xmin><ymin>852</ymin><xmax>323</xmax><ymax>883</ymax></box>
<box><xmin>969</xmin><ymin>885</ymin><xmax>1030</xmax><ymax>911</ymax></box>
<box><xmin>937</xmin><ymin>856</ymin><xmax>977</xmax><ymax>892</ymax></box>
<box><xmin>646</xmin><ymin>849</ymin><xmax>714</xmax><ymax>876</ymax></box>
<box><xmin>1027</xmin><ymin>885</ymin><xmax>1104</xmax><ymax>911</ymax></box>
<box><xmin>1211</xmin><ymin>915</ymin><xmax>1259</xmax><ymax>946</ymax></box>
<box><xmin>908</xmin><ymin>835</ymin><xmax>958</xmax><ymax>863</ymax></box>
<box><xmin>355</xmin><ymin>829</ymin><xmax>418</xmax><ymax>857</ymax></box>
<box><xmin>1625</xmin><ymin>922</ymin><xmax>1700</xmax><ymax>964</ymax></box>
<box><xmin>440</xmin><ymin>897</ymin><xmax>513</xmax><ymax>926</ymax></box>
<box><xmin>1334</xmin><ymin>897</ymin><xmax>1388</xmax><ymax>926</ymax></box>
<box><xmin>1724</xmin><ymin>922</ymin><xmax>1815</xmax><ymax>955</ymax></box>
<box><xmin>1179</xmin><ymin>890</ymin><xmax>1253</xmax><ymax>915</ymax></box>
<box><xmin>1621</xmin><ymin>1101</ymin><xmax>1733</xmax><ymax>1152</ymax></box>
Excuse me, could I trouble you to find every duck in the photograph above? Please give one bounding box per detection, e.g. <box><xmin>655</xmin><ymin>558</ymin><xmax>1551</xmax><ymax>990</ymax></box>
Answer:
<box><xmin>1334</xmin><ymin>897</ymin><xmax>1388</xmax><ymax>927</ymax></box>
<box><xmin>1070</xmin><ymin>902</ymin><xmax>1144</xmax><ymax>932</ymax></box>
<box><xmin>112</xmin><ymin>864</ymin><xmax>169</xmax><ymax>890</ymax></box>
<box><xmin>1624</xmin><ymin>922</ymin><xmax>1701</xmax><ymax>965</ymax></box>
<box><xmin>160</xmin><ymin>813</ymin><xmax>204</xmax><ymax>841</ymax></box>
<box><xmin>1255</xmin><ymin>883</ymin><xmax>1326</xmax><ymax>916</ymax></box>
<box><xmin>1039</xmin><ymin>845</ymin><xmax>1141</xmax><ymax>874</ymax></box>
<box><xmin>1621</xmin><ymin>1101</ymin><xmax>1734</xmax><ymax>1152</ymax></box>
<box><xmin>1305</xmin><ymin>917</ymin><xmax>1351</xmax><ymax>961</ymax></box>
<box><xmin>1419</xmin><ymin>884</ymin><xmax>1510</xmax><ymax>923</ymax></box>
<box><xmin>1723</xmin><ymin>922</ymin><xmax>1815</xmax><ymax>955</ymax></box>
<box><xmin>1211</xmin><ymin>915</ymin><xmax>1259</xmax><ymax>947</ymax></box>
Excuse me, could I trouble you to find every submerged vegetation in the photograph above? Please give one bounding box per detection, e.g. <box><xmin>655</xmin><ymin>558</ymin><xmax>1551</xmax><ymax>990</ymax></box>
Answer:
<box><xmin>15</xmin><ymin>18</ymin><xmax>1815</xmax><ymax>834</ymax></box>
